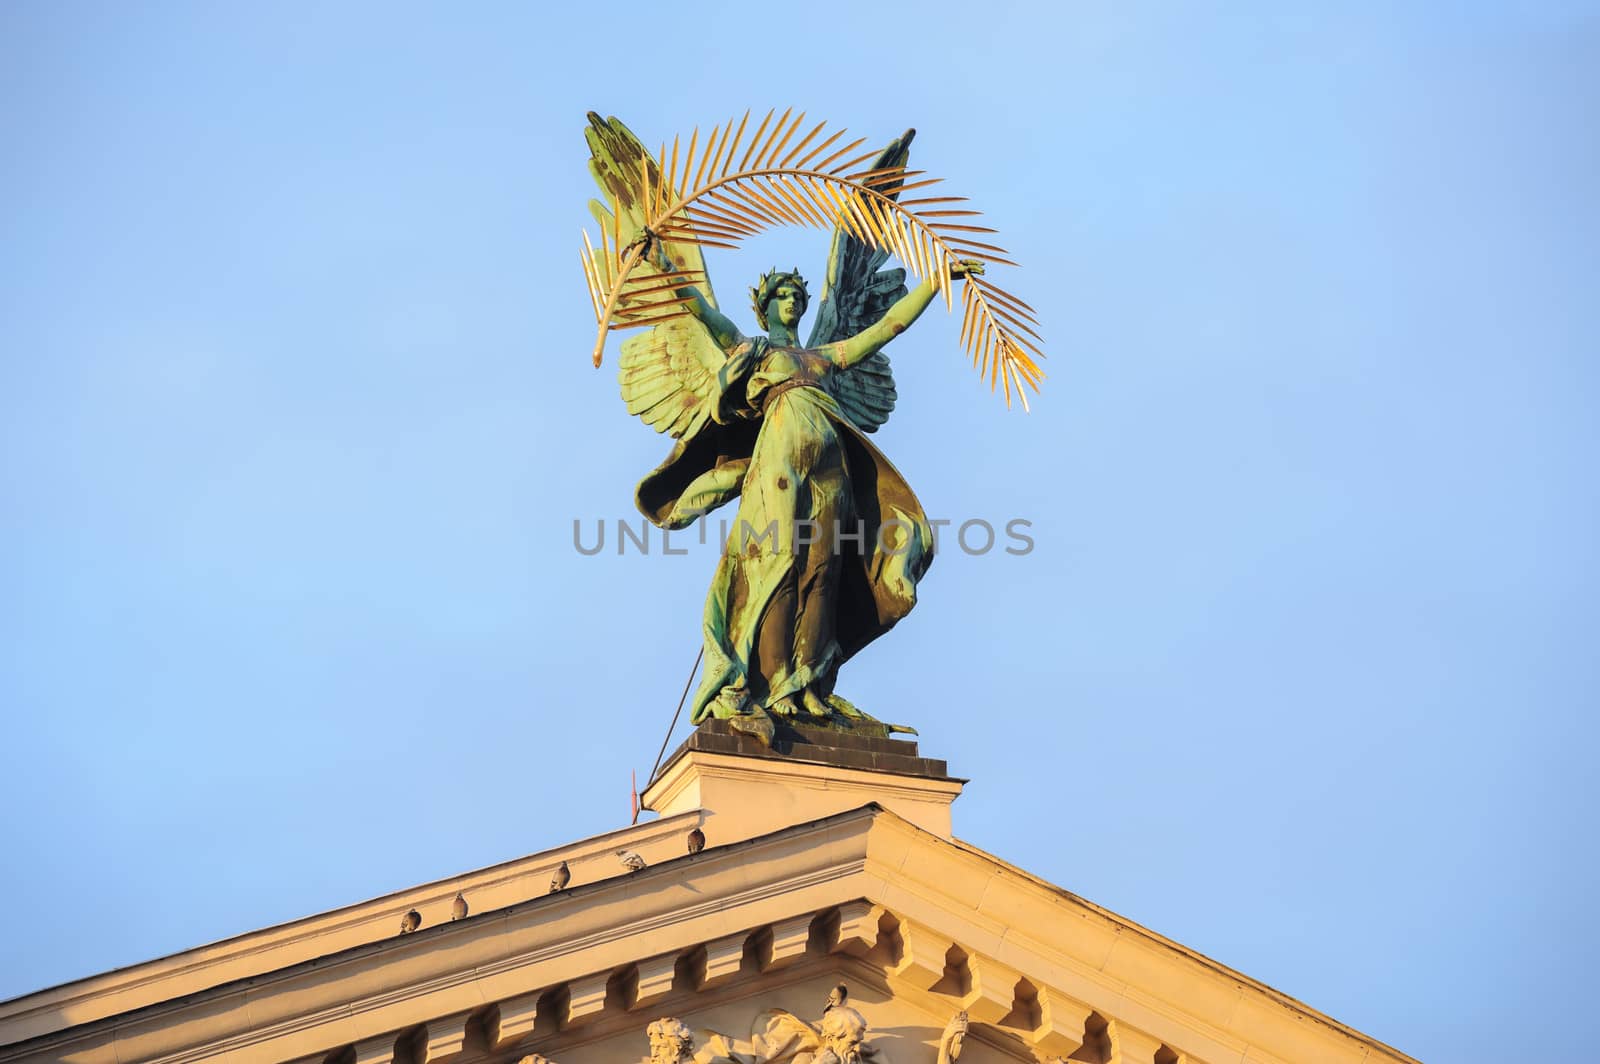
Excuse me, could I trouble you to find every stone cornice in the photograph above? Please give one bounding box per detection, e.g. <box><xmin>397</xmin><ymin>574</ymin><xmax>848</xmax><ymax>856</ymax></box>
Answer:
<box><xmin>0</xmin><ymin>806</ymin><xmax>1420</xmax><ymax>1064</ymax></box>
<box><xmin>0</xmin><ymin>807</ymin><xmax>883</xmax><ymax>1064</ymax></box>
<box><xmin>0</xmin><ymin>811</ymin><xmax>704</xmax><ymax>1044</ymax></box>
<box><xmin>855</xmin><ymin>814</ymin><xmax>1419</xmax><ymax>1064</ymax></box>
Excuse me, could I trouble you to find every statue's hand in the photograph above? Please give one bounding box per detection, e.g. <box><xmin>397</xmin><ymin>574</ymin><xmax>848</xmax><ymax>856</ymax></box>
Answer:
<box><xmin>947</xmin><ymin>259</ymin><xmax>985</xmax><ymax>280</ymax></box>
<box><xmin>625</xmin><ymin>226</ymin><xmax>658</xmax><ymax>259</ymax></box>
<box><xmin>936</xmin><ymin>1011</ymin><xmax>968</xmax><ymax>1064</ymax></box>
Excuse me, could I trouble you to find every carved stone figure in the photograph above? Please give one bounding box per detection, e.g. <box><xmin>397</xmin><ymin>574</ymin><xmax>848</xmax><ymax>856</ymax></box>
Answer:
<box><xmin>708</xmin><ymin>1005</ymin><xmax>881</xmax><ymax>1064</ymax></box>
<box><xmin>936</xmin><ymin>1013</ymin><xmax>967</xmax><ymax>1064</ymax></box>
<box><xmin>647</xmin><ymin>1018</ymin><xmax>697</xmax><ymax>1064</ymax></box>
<box><xmin>581</xmin><ymin>112</ymin><xmax>1045</xmax><ymax>740</ymax></box>
<box><xmin>814</xmin><ymin>1007</ymin><xmax>872</xmax><ymax>1064</ymax></box>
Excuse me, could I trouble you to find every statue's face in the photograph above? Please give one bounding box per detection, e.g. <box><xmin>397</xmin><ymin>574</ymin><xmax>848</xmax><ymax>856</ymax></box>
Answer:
<box><xmin>820</xmin><ymin>1011</ymin><xmax>868</xmax><ymax>1064</ymax></box>
<box><xmin>647</xmin><ymin>1021</ymin><xmax>694</xmax><ymax>1064</ymax></box>
<box><xmin>827</xmin><ymin>1029</ymin><xmax>864</xmax><ymax>1064</ymax></box>
<box><xmin>771</xmin><ymin>283</ymin><xmax>806</xmax><ymax>329</ymax></box>
<box><xmin>648</xmin><ymin>1037</ymin><xmax>686</xmax><ymax>1064</ymax></box>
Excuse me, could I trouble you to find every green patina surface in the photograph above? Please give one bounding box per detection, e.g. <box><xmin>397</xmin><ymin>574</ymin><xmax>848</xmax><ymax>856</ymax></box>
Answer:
<box><xmin>588</xmin><ymin>116</ymin><xmax>981</xmax><ymax>744</ymax></box>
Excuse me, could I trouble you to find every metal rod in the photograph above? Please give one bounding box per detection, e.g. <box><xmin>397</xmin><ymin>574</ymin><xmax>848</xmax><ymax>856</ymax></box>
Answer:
<box><xmin>645</xmin><ymin>645</ymin><xmax>705</xmax><ymax>796</ymax></box>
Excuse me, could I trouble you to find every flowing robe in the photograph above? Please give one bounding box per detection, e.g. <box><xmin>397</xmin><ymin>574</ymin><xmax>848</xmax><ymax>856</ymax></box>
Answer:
<box><xmin>635</xmin><ymin>338</ymin><xmax>933</xmax><ymax>722</ymax></box>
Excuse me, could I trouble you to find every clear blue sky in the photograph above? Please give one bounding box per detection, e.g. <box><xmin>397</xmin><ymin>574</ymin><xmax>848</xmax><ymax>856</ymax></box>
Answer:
<box><xmin>1</xmin><ymin>3</ymin><xmax>1595</xmax><ymax>1061</ymax></box>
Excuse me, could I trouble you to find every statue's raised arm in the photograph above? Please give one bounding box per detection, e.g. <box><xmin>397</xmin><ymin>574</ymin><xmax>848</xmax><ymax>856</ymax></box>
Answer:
<box><xmin>638</xmin><ymin>229</ymin><xmax>744</xmax><ymax>357</ymax></box>
<box><xmin>823</xmin><ymin>258</ymin><xmax>984</xmax><ymax>372</ymax></box>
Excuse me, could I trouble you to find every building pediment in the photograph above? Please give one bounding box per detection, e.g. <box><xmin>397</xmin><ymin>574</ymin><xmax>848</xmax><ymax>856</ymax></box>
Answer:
<box><xmin>0</xmin><ymin>729</ymin><xmax>1417</xmax><ymax>1064</ymax></box>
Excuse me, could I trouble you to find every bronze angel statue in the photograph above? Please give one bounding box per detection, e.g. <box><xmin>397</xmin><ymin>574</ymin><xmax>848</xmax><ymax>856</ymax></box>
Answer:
<box><xmin>581</xmin><ymin>110</ymin><xmax>1044</xmax><ymax>740</ymax></box>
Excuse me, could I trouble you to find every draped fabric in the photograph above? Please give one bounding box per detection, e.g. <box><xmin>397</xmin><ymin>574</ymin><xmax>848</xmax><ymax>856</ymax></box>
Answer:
<box><xmin>635</xmin><ymin>339</ymin><xmax>934</xmax><ymax>722</ymax></box>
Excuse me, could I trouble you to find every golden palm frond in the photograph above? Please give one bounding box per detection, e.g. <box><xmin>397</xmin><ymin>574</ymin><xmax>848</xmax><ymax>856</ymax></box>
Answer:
<box><xmin>583</xmin><ymin>110</ymin><xmax>1045</xmax><ymax>409</ymax></box>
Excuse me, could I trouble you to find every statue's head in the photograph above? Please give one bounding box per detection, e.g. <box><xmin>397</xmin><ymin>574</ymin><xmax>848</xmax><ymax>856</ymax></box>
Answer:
<box><xmin>750</xmin><ymin>268</ymin><xmax>809</xmax><ymax>333</ymax></box>
<box><xmin>818</xmin><ymin>1007</ymin><xmax>869</xmax><ymax>1064</ymax></box>
<box><xmin>646</xmin><ymin>1018</ymin><xmax>695</xmax><ymax>1064</ymax></box>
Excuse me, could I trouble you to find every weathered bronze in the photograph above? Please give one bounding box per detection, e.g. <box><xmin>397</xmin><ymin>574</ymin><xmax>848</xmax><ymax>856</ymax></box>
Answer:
<box><xmin>582</xmin><ymin>112</ymin><xmax>1044</xmax><ymax>742</ymax></box>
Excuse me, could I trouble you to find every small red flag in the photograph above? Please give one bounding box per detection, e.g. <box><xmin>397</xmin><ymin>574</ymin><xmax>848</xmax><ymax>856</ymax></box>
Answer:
<box><xmin>630</xmin><ymin>769</ymin><xmax>640</xmax><ymax>824</ymax></box>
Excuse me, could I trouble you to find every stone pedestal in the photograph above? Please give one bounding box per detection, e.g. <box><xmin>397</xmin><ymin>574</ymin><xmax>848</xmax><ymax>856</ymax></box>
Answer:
<box><xmin>640</xmin><ymin>719</ymin><xmax>965</xmax><ymax>844</ymax></box>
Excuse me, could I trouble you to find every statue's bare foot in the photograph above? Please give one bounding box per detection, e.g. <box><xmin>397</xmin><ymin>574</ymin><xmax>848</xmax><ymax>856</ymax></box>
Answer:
<box><xmin>800</xmin><ymin>687</ymin><xmax>832</xmax><ymax>720</ymax></box>
<box><xmin>769</xmin><ymin>694</ymin><xmax>804</xmax><ymax>718</ymax></box>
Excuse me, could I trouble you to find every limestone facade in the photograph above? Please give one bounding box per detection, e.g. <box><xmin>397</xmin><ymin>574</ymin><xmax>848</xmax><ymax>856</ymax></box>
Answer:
<box><xmin>0</xmin><ymin>727</ymin><xmax>1417</xmax><ymax>1064</ymax></box>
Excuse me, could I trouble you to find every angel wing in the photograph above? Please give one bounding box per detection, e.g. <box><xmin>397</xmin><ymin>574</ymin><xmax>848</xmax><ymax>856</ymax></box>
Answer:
<box><xmin>585</xmin><ymin>113</ymin><xmax>724</xmax><ymax>438</ymax></box>
<box><xmin>804</xmin><ymin>129</ymin><xmax>917</xmax><ymax>433</ymax></box>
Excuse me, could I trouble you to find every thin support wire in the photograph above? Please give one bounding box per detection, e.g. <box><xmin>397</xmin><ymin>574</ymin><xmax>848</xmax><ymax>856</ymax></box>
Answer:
<box><xmin>640</xmin><ymin>646</ymin><xmax>704</xmax><ymax>815</ymax></box>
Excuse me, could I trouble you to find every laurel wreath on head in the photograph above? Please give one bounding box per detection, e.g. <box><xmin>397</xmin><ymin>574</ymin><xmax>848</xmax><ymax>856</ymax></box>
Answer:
<box><xmin>749</xmin><ymin>268</ymin><xmax>809</xmax><ymax>332</ymax></box>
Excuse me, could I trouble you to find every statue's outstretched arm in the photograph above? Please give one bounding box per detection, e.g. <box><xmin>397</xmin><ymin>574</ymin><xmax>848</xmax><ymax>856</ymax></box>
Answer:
<box><xmin>643</xmin><ymin>233</ymin><xmax>744</xmax><ymax>360</ymax></box>
<box><xmin>827</xmin><ymin>261</ymin><xmax>983</xmax><ymax>370</ymax></box>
